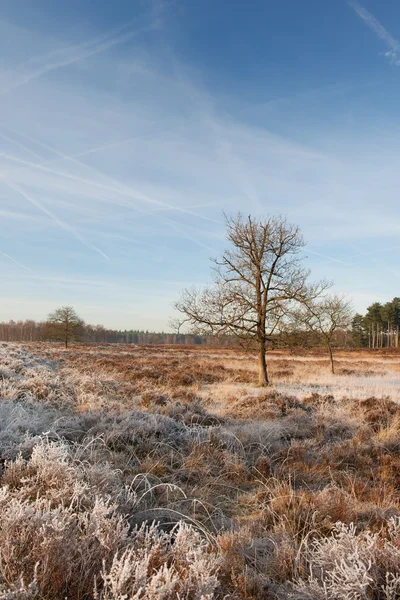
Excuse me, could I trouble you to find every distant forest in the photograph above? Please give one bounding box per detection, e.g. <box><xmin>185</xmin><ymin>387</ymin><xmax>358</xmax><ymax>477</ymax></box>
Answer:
<box><xmin>0</xmin><ymin>320</ymin><xmax>233</xmax><ymax>346</ymax></box>
<box><xmin>1</xmin><ymin>296</ymin><xmax>400</xmax><ymax>349</ymax></box>
<box><xmin>352</xmin><ymin>297</ymin><xmax>400</xmax><ymax>348</ymax></box>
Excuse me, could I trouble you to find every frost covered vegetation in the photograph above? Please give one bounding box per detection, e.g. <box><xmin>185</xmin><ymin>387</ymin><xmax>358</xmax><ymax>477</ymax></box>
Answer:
<box><xmin>2</xmin><ymin>343</ymin><xmax>400</xmax><ymax>598</ymax></box>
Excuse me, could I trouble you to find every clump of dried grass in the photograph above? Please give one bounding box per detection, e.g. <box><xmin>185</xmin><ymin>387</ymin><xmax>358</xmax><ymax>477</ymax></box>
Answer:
<box><xmin>0</xmin><ymin>438</ymin><xmax>221</xmax><ymax>600</ymax></box>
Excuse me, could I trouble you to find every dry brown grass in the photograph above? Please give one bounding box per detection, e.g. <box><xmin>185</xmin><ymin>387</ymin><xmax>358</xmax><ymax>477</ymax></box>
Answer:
<box><xmin>2</xmin><ymin>342</ymin><xmax>400</xmax><ymax>598</ymax></box>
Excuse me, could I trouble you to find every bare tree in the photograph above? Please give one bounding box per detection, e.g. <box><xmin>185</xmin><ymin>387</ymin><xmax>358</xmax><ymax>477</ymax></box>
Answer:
<box><xmin>295</xmin><ymin>293</ymin><xmax>353</xmax><ymax>374</ymax></box>
<box><xmin>46</xmin><ymin>306</ymin><xmax>84</xmax><ymax>349</ymax></box>
<box><xmin>174</xmin><ymin>214</ymin><xmax>326</xmax><ymax>386</ymax></box>
<box><xmin>168</xmin><ymin>316</ymin><xmax>189</xmax><ymax>335</ymax></box>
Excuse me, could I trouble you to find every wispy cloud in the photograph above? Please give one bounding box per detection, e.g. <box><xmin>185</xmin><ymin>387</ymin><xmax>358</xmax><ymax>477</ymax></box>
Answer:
<box><xmin>0</xmin><ymin>130</ymin><xmax>43</xmax><ymax>160</ymax></box>
<box><xmin>3</xmin><ymin>179</ymin><xmax>110</xmax><ymax>260</ymax></box>
<box><xmin>0</xmin><ymin>20</ymin><xmax>158</xmax><ymax>97</ymax></box>
<box><xmin>0</xmin><ymin>209</ymin><xmax>41</xmax><ymax>222</ymax></box>
<box><xmin>348</xmin><ymin>1</ymin><xmax>400</xmax><ymax>65</ymax></box>
<box><xmin>0</xmin><ymin>126</ymin><xmax>223</xmax><ymax>257</ymax></box>
<box><xmin>2</xmin><ymin>6</ymin><xmax>400</xmax><ymax>325</ymax></box>
<box><xmin>20</xmin><ymin>19</ymin><xmax>139</xmax><ymax>71</ymax></box>
<box><xmin>0</xmin><ymin>128</ymin><xmax>219</xmax><ymax>224</ymax></box>
<box><xmin>349</xmin><ymin>242</ymin><xmax>400</xmax><ymax>281</ymax></box>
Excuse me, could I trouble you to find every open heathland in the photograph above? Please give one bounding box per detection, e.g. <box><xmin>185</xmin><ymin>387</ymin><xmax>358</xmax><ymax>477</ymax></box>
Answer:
<box><xmin>1</xmin><ymin>342</ymin><xmax>400</xmax><ymax>599</ymax></box>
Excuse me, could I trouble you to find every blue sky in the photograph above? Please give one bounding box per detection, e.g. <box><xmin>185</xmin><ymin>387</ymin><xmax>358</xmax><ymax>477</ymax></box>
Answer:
<box><xmin>1</xmin><ymin>0</ymin><xmax>400</xmax><ymax>330</ymax></box>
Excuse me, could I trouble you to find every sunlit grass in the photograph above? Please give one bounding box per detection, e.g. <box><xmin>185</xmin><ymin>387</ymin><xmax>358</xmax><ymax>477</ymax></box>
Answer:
<box><xmin>2</xmin><ymin>341</ymin><xmax>400</xmax><ymax>598</ymax></box>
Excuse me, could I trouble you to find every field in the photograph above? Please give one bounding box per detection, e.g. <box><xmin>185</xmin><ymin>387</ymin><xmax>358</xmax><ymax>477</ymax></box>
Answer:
<box><xmin>2</xmin><ymin>342</ymin><xmax>400</xmax><ymax>599</ymax></box>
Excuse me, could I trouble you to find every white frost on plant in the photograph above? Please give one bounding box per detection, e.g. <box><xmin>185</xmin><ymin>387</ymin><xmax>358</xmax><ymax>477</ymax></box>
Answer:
<box><xmin>292</xmin><ymin>521</ymin><xmax>400</xmax><ymax>599</ymax></box>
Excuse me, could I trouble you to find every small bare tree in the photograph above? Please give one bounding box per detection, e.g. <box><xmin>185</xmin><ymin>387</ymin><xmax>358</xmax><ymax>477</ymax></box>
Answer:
<box><xmin>295</xmin><ymin>293</ymin><xmax>353</xmax><ymax>374</ymax></box>
<box><xmin>174</xmin><ymin>213</ymin><xmax>326</xmax><ymax>386</ymax></box>
<box><xmin>46</xmin><ymin>306</ymin><xmax>84</xmax><ymax>349</ymax></box>
<box><xmin>168</xmin><ymin>316</ymin><xmax>189</xmax><ymax>335</ymax></box>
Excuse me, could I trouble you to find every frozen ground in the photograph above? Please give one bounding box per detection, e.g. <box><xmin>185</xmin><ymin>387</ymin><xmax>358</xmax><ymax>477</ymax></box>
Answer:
<box><xmin>1</xmin><ymin>342</ymin><xmax>400</xmax><ymax>599</ymax></box>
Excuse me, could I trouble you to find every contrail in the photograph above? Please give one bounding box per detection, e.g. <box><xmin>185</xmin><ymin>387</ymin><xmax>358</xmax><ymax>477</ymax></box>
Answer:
<box><xmin>348</xmin><ymin>1</ymin><xmax>400</xmax><ymax>64</ymax></box>
<box><xmin>164</xmin><ymin>218</ymin><xmax>216</xmax><ymax>254</ymax></box>
<box><xmin>4</xmin><ymin>179</ymin><xmax>110</xmax><ymax>260</ymax></box>
<box><xmin>0</xmin><ymin>128</ymin><xmax>221</xmax><ymax>253</ymax></box>
<box><xmin>0</xmin><ymin>250</ymin><xmax>37</xmax><ymax>274</ymax></box>
<box><xmin>0</xmin><ymin>124</ymin><xmax>138</xmax><ymax>166</ymax></box>
<box><xmin>1</xmin><ymin>22</ymin><xmax>155</xmax><ymax>97</ymax></box>
<box><xmin>0</xmin><ymin>249</ymin><xmax>94</xmax><ymax>294</ymax></box>
<box><xmin>306</xmin><ymin>249</ymin><xmax>351</xmax><ymax>266</ymax></box>
<box><xmin>69</xmin><ymin>137</ymin><xmax>139</xmax><ymax>160</ymax></box>
<box><xmin>0</xmin><ymin>130</ymin><xmax>44</xmax><ymax>161</ymax></box>
<box><xmin>349</xmin><ymin>242</ymin><xmax>400</xmax><ymax>280</ymax></box>
<box><xmin>0</xmin><ymin>148</ymin><xmax>218</xmax><ymax>223</ymax></box>
<box><xmin>0</xmin><ymin>123</ymin><xmax>221</xmax><ymax>223</ymax></box>
<box><xmin>0</xmin><ymin>209</ymin><xmax>41</xmax><ymax>222</ymax></box>
<box><xmin>0</xmin><ymin>145</ymin><xmax>221</xmax><ymax>254</ymax></box>
<box><xmin>19</xmin><ymin>18</ymin><xmax>140</xmax><ymax>71</ymax></box>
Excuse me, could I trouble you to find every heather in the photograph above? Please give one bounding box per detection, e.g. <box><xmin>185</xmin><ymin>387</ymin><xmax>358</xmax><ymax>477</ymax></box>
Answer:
<box><xmin>1</xmin><ymin>342</ymin><xmax>400</xmax><ymax>599</ymax></box>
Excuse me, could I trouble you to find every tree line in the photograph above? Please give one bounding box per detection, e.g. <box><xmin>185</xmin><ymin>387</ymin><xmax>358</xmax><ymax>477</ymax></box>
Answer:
<box><xmin>352</xmin><ymin>298</ymin><xmax>400</xmax><ymax>348</ymax></box>
<box><xmin>0</xmin><ymin>316</ymin><xmax>233</xmax><ymax>347</ymax></box>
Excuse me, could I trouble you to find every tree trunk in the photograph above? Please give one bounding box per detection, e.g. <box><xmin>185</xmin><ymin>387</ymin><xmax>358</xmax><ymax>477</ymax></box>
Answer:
<box><xmin>258</xmin><ymin>341</ymin><xmax>269</xmax><ymax>386</ymax></box>
<box><xmin>328</xmin><ymin>344</ymin><xmax>335</xmax><ymax>374</ymax></box>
